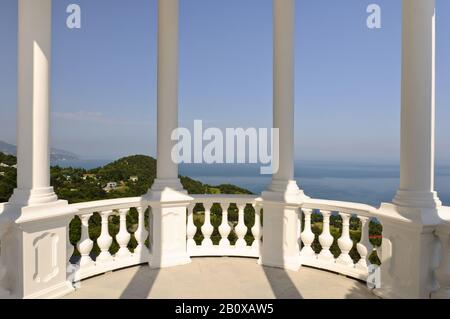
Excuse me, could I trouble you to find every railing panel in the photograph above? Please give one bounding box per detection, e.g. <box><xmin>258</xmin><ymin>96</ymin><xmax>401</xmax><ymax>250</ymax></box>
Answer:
<box><xmin>68</xmin><ymin>198</ymin><xmax>150</xmax><ymax>282</ymax></box>
<box><xmin>299</xmin><ymin>199</ymin><xmax>383</xmax><ymax>282</ymax></box>
<box><xmin>187</xmin><ymin>195</ymin><xmax>260</xmax><ymax>258</ymax></box>
<box><xmin>66</xmin><ymin>195</ymin><xmax>387</xmax><ymax>284</ymax></box>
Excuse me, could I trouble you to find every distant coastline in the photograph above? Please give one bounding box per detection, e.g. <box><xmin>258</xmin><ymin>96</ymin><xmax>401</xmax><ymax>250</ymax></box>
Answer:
<box><xmin>51</xmin><ymin>159</ymin><xmax>450</xmax><ymax>207</ymax></box>
<box><xmin>52</xmin><ymin>159</ymin><xmax>112</xmax><ymax>170</ymax></box>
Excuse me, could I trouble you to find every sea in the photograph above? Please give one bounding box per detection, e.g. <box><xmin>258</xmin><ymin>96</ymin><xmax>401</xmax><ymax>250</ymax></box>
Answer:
<box><xmin>52</xmin><ymin>159</ymin><xmax>450</xmax><ymax>207</ymax></box>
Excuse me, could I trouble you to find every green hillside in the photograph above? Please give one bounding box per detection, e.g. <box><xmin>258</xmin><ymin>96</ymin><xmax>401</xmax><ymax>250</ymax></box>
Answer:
<box><xmin>0</xmin><ymin>153</ymin><xmax>252</xmax><ymax>203</ymax></box>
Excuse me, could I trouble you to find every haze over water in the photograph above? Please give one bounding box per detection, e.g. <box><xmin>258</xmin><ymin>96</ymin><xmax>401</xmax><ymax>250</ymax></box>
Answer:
<box><xmin>55</xmin><ymin>159</ymin><xmax>450</xmax><ymax>207</ymax></box>
<box><xmin>180</xmin><ymin>162</ymin><xmax>450</xmax><ymax>207</ymax></box>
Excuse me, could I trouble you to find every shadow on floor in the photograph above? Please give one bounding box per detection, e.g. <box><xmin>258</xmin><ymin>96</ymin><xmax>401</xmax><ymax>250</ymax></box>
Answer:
<box><xmin>119</xmin><ymin>265</ymin><xmax>159</xmax><ymax>299</ymax></box>
<box><xmin>262</xmin><ymin>265</ymin><xmax>303</xmax><ymax>299</ymax></box>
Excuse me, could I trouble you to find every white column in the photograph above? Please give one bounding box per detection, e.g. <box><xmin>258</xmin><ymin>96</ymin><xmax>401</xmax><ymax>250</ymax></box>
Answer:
<box><xmin>260</xmin><ymin>0</ymin><xmax>305</xmax><ymax>272</ymax></box>
<box><xmin>376</xmin><ymin>0</ymin><xmax>444</xmax><ymax>299</ymax></box>
<box><xmin>144</xmin><ymin>0</ymin><xmax>192</xmax><ymax>269</ymax></box>
<box><xmin>10</xmin><ymin>0</ymin><xmax>57</xmax><ymax>205</ymax></box>
<box><xmin>393</xmin><ymin>0</ymin><xmax>441</xmax><ymax>209</ymax></box>
<box><xmin>151</xmin><ymin>0</ymin><xmax>183</xmax><ymax>192</ymax></box>
<box><xmin>267</xmin><ymin>0</ymin><xmax>304</xmax><ymax>196</ymax></box>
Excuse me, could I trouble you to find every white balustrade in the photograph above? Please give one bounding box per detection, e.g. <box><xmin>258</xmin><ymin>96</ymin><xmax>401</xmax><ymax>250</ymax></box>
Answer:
<box><xmin>187</xmin><ymin>195</ymin><xmax>260</xmax><ymax>257</ymax></box>
<box><xmin>218</xmin><ymin>203</ymin><xmax>231</xmax><ymax>248</ymax></box>
<box><xmin>298</xmin><ymin>199</ymin><xmax>384</xmax><ymax>282</ymax></box>
<box><xmin>300</xmin><ymin>208</ymin><xmax>316</xmax><ymax>259</ymax></box>
<box><xmin>201</xmin><ymin>203</ymin><xmax>214</xmax><ymax>248</ymax></box>
<box><xmin>318</xmin><ymin>210</ymin><xmax>334</xmax><ymax>262</ymax></box>
<box><xmin>67</xmin><ymin>198</ymin><xmax>150</xmax><ymax>281</ymax></box>
<box><xmin>65</xmin><ymin>196</ymin><xmax>387</xmax><ymax>287</ymax></box>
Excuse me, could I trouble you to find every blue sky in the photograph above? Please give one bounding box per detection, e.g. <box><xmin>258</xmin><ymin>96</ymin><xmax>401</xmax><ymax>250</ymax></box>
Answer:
<box><xmin>0</xmin><ymin>0</ymin><xmax>449</xmax><ymax>164</ymax></box>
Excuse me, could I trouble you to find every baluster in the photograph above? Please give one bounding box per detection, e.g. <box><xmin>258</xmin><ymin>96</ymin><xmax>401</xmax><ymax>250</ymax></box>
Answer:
<box><xmin>235</xmin><ymin>204</ymin><xmax>247</xmax><ymax>248</ymax></box>
<box><xmin>251</xmin><ymin>203</ymin><xmax>262</xmax><ymax>250</ymax></box>
<box><xmin>432</xmin><ymin>228</ymin><xmax>450</xmax><ymax>299</ymax></box>
<box><xmin>148</xmin><ymin>206</ymin><xmax>153</xmax><ymax>254</ymax></box>
<box><xmin>201</xmin><ymin>203</ymin><xmax>214</xmax><ymax>247</ymax></box>
<box><xmin>318</xmin><ymin>210</ymin><xmax>334</xmax><ymax>262</ymax></box>
<box><xmin>77</xmin><ymin>214</ymin><xmax>94</xmax><ymax>267</ymax></box>
<box><xmin>218</xmin><ymin>202</ymin><xmax>231</xmax><ymax>248</ymax></box>
<box><xmin>296</xmin><ymin>208</ymin><xmax>302</xmax><ymax>251</ymax></box>
<box><xmin>115</xmin><ymin>209</ymin><xmax>131</xmax><ymax>258</ymax></box>
<box><xmin>300</xmin><ymin>208</ymin><xmax>316</xmax><ymax>258</ymax></box>
<box><xmin>134</xmin><ymin>207</ymin><xmax>149</xmax><ymax>257</ymax></box>
<box><xmin>67</xmin><ymin>218</ymin><xmax>74</xmax><ymax>264</ymax></box>
<box><xmin>356</xmin><ymin>216</ymin><xmax>372</xmax><ymax>271</ymax></box>
<box><xmin>96</xmin><ymin>210</ymin><xmax>113</xmax><ymax>263</ymax></box>
<box><xmin>337</xmin><ymin>213</ymin><xmax>354</xmax><ymax>266</ymax></box>
<box><xmin>186</xmin><ymin>203</ymin><xmax>197</xmax><ymax>251</ymax></box>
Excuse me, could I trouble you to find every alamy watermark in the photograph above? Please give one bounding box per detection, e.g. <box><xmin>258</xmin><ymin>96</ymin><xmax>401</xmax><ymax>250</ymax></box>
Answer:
<box><xmin>367</xmin><ymin>4</ymin><xmax>382</xmax><ymax>29</ymax></box>
<box><xmin>66</xmin><ymin>4</ymin><xmax>81</xmax><ymax>29</ymax></box>
<box><xmin>171</xmin><ymin>120</ymin><xmax>279</xmax><ymax>175</ymax></box>
<box><xmin>66</xmin><ymin>3</ymin><xmax>382</xmax><ymax>30</ymax></box>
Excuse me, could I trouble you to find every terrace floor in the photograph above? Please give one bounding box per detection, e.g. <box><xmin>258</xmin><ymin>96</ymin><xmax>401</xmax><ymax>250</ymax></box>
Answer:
<box><xmin>64</xmin><ymin>257</ymin><xmax>378</xmax><ymax>299</ymax></box>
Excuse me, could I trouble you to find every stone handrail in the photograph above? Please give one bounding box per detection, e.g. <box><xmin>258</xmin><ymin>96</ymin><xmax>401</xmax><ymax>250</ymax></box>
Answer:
<box><xmin>70</xmin><ymin>197</ymin><xmax>142</xmax><ymax>214</ymax></box>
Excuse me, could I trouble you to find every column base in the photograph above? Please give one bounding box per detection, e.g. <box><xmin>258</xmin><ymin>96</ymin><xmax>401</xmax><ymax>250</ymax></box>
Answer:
<box><xmin>431</xmin><ymin>289</ymin><xmax>450</xmax><ymax>299</ymax></box>
<box><xmin>393</xmin><ymin>190</ymin><xmax>442</xmax><ymax>210</ymax></box>
<box><xmin>143</xmin><ymin>184</ymin><xmax>193</xmax><ymax>269</ymax></box>
<box><xmin>149</xmin><ymin>254</ymin><xmax>191</xmax><ymax>269</ymax></box>
<box><xmin>149</xmin><ymin>178</ymin><xmax>185</xmax><ymax>193</ymax></box>
<box><xmin>8</xmin><ymin>187</ymin><xmax>58</xmax><ymax>207</ymax></box>
<box><xmin>2</xmin><ymin>198</ymin><xmax>74</xmax><ymax>223</ymax></box>
<box><xmin>258</xmin><ymin>255</ymin><xmax>302</xmax><ymax>272</ymax></box>
<box><xmin>0</xmin><ymin>200</ymin><xmax>78</xmax><ymax>299</ymax></box>
<box><xmin>260</xmin><ymin>181</ymin><xmax>307</xmax><ymax>272</ymax></box>
<box><xmin>263</xmin><ymin>179</ymin><xmax>309</xmax><ymax>203</ymax></box>
<box><xmin>24</xmin><ymin>281</ymin><xmax>75</xmax><ymax>299</ymax></box>
<box><xmin>372</xmin><ymin>286</ymin><xmax>403</xmax><ymax>299</ymax></box>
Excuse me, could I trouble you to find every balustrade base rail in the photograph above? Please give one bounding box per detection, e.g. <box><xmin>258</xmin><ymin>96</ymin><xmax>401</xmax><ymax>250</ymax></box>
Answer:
<box><xmin>189</xmin><ymin>245</ymin><xmax>260</xmax><ymax>258</ymax></box>
<box><xmin>300</xmin><ymin>256</ymin><xmax>374</xmax><ymax>281</ymax></box>
<box><xmin>71</xmin><ymin>253</ymin><xmax>151</xmax><ymax>282</ymax></box>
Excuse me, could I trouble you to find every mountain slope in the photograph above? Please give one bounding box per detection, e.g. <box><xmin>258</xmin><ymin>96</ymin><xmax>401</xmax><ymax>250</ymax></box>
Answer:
<box><xmin>0</xmin><ymin>140</ymin><xmax>79</xmax><ymax>161</ymax></box>
<box><xmin>1</xmin><ymin>153</ymin><xmax>252</xmax><ymax>203</ymax></box>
